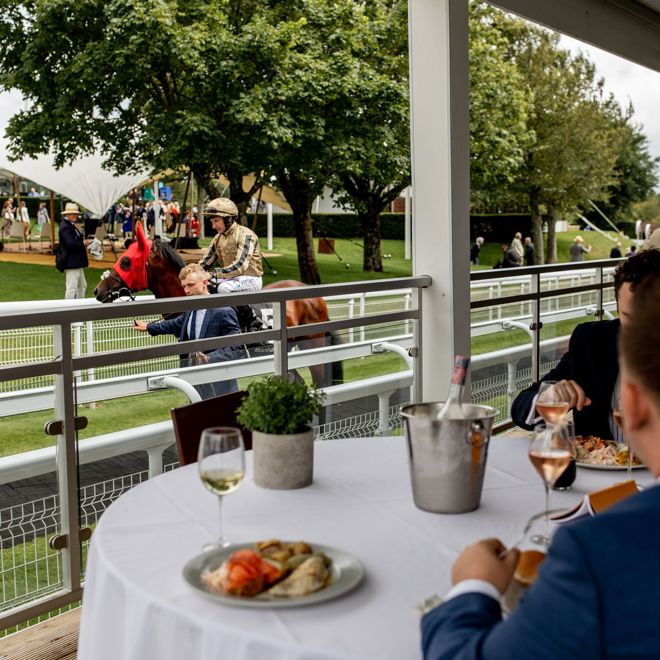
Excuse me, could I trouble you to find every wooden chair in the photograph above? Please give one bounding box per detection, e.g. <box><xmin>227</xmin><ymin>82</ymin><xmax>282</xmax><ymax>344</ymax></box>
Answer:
<box><xmin>170</xmin><ymin>390</ymin><xmax>251</xmax><ymax>466</ymax></box>
<box><xmin>39</xmin><ymin>221</ymin><xmax>52</xmax><ymax>251</ymax></box>
<box><xmin>9</xmin><ymin>221</ymin><xmax>27</xmax><ymax>251</ymax></box>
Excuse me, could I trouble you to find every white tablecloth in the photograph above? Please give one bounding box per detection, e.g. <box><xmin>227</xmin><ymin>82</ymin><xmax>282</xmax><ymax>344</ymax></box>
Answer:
<box><xmin>77</xmin><ymin>433</ymin><xmax>653</xmax><ymax>660</ymax></box>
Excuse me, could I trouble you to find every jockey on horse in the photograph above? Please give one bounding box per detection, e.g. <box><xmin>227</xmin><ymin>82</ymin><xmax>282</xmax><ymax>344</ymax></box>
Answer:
<box><xmin>198</xmin><ymin>198</ymin><xmax>263</xmax><ymax>293</ymax></box>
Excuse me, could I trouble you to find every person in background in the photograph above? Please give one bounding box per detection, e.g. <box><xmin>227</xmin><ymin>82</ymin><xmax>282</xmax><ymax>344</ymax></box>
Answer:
<box><xmin>422</xmin><ymin>267</ymin><xmax>660</xmax><ymax>660</ymax></box>
<box><xmin>37</xmin><ymin>202</ymin><xmax>50</xmax><ymax>227</ymax></box>
<box><xmin>610</xmin><ymin>240</ymin><xmax>622</xmax><ymax>259</ymax></box>
<box><xmin>17</xmin><ymin>200</ymin><xmax>31</xmax><ymax>240</ymax></box>
<box><xmin>495</xmin><ymin>243</ymin><xmax>522</xmax><ymax>268</ymax></box>
<box><xmin>2</xmin><ymin>200</ymin><xmax>13</xmax><ymax>238</ymax></box>
<box><xmin>523</xmin><ymin>236</ymin><xmax>535</xmax><ymax>266</ymax></box>
<box><xmin>199</xmin><ymin>198</ymin><xmax>263</xmax><ymax>292</ymax></box>
<box><xmin>569</xmin><ymin>235</ymin><xmax>591</xmax><ymax>262</ymax></box>
<box><xmin>133</xmin><ymin>264</ymin><xmax>247</xmax><ymax>399</ymax></box>
<box><xmin>28</xmin><ymin>187</ymin><xmax>39</xmax><ymax>197</ymax></box>
<box><xmin>511</xmin><ymin>248</ymin><xmax>660</xmax><ymax>440</ymax></box>
<box><xmin>58</xmin><ymin>202</ymin><xmax>90</xmax><ymax>299</ymax></box>
<box><xmin>626</xmin><ymin>244</ymin><xmax>637</xmax><ymax>258</ymax></box>
<box><xmin>510</xmin><ymin>232</ymin><xmax>524</xmax><ymax>260</ymax></box>
<box><xmin>470</xmin><ymin>237</ymin><xmax>484</xmax><ymax>265</ymax></box>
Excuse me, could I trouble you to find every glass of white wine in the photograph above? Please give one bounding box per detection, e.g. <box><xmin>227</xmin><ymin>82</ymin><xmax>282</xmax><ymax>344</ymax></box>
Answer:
<box><xmin>528</xmin><ymin>424</ymin><xmax>573</xmax><ymax>546</ymax></box>
<box><xmin>536</xmin><ymin>381</ymin><xmax>571</xmax><ymax>425</ymax></box>
<box><xmin>198</xmin><ymin>427</ymin><xmax>245</xmax><ymax>549</ymax></box>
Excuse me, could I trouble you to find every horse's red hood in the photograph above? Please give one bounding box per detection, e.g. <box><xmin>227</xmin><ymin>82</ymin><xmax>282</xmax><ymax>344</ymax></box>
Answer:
<box><xmin>113</xmin><ymin>222</ymin><xmax>152</xmax><ymax>291</ymax></box>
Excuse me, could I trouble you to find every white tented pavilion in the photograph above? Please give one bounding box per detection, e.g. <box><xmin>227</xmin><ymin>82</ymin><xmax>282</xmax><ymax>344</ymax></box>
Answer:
<box><xmin>0</xmin><ymin>150</ymin><xmax>151</xmax><ymax>218</ymax></box>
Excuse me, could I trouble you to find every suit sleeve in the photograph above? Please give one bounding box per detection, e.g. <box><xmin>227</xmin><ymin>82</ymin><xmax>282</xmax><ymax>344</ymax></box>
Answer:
<box><xmin>510</xmin><ymin>325</ymin><xmax>585</xmax><ymax>429</ymax></box>
<box><xmin>146</xmin><ymin>315</ymin><xmax>185</xmax><ymax>337</ymax></box>
<box><xmin>421</xmin><ymin>524</ymin><xmax>601</xmax><ymax>660</ymax></box>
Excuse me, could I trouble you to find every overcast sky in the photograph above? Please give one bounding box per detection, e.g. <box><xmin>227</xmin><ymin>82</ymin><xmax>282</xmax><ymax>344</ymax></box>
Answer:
<box><xmin>1</xmin><ymin>36</ymin><xmax>659</xmax><ymax>172</ymax></box>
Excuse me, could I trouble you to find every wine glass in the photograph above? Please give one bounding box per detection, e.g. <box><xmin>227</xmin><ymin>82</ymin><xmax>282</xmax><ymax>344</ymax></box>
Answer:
<box><xmin>198</xmin><ymin>427</ymin><xmax>245</xmax><ymax>549</ymax></box>
<box><xmin>612</xmin><ymin>404</ymin><xmax>633</xmax><ymax>481</ymax></box>
<box><xmin>552</xmin><ymin>420</ymin><xmax>577</xmax><ymax>491</ymax></box>
<box><xmin>536</xmin><ymin>381</ymin><xmax>571</xmax><ymax>425</ymax></box>
<box><xmin>528</xmin><ymin>424</ymin><xmax>573</xmax><ymax>546</ymax></box>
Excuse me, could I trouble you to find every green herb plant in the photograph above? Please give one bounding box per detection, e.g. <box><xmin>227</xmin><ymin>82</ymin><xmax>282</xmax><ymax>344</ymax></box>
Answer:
<box><xmin>236</xmin><ymin>376</ymin><xmax>325</xmax><ymax>435</ymax></box>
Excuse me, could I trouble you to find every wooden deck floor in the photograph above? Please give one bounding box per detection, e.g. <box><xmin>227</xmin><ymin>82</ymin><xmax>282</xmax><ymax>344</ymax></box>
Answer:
<box><xmin>0</xmin><ymin>608</ymin><xmax>80</xmax><ymax>660</ymax></box>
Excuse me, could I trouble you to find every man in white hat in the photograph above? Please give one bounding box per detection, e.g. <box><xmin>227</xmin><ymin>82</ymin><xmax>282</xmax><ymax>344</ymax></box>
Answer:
<box><xmin>58</xmin><ymin>202</ymin><xmax>90</xmax><ymax>298</ymax></box>
<box><xmin>569</xmin><ymin>235</ymin><xmax>592</xmax><ymax>262</ymax></box>
<box><xmin>198</xmin><ymin>198</ymin><xmax>263</xmax><ymax>292</ymax></box>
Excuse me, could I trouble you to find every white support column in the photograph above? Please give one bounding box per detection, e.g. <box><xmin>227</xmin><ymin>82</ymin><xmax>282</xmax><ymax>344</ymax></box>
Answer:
<box><xmin>408</xmin><ymin>0</ymin><xmax>471</xmax><ymax>401</ymax></box>
<box><xmin>153</xmin><ymin>181</ymin><xmax>163</xmax><ymax>237</ymax></box>
<box><xmin>267</xmin><ymin>203</ymin><xmax>273</xmax><ymax>251</ymax></box>
<box><xmin>404</xmin><ymin>186</ymin><xmax>412</xmax><ymax>260</ymax></box>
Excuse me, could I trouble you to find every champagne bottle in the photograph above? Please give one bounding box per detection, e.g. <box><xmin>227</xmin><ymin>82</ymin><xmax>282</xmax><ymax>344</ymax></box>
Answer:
<box><xmin>436</xmin><ymin>355</ymin><xmax>470</xmax><ymax>419</ymax></box>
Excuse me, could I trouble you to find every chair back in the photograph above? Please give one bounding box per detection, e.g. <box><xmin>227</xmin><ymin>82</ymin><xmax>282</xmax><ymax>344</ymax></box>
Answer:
<box><xmin>9</xmin><ymin>221</ymin><xmax>26</xmax><ymax>249</ymax></box>
<box><xmin>39</xmin><ymin>222</ymin><xmax>52</xmax><ymax>249</ymax></box>
<box><xmin>170</xmin><ymin>390</ymin><xmax>251</xmax><ymax>466</ymax></box>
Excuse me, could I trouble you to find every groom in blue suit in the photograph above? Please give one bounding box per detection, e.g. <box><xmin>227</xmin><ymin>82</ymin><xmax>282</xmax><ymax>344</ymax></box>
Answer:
<box><xmin>422</xmin><ymin>263</ymin><xmax>660</xmax><ymax>659</ymax></box>
<box><xmin>134</xmin><ymin>263</ymin><xmax>247</xmax><ymax>399</ymax></box>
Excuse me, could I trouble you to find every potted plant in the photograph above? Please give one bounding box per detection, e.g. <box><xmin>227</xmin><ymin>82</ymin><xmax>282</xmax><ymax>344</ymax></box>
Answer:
<box><xmin>237</xmin><ymin>376</ymin><xmax>325</xmax><ymax>489</ymax></box>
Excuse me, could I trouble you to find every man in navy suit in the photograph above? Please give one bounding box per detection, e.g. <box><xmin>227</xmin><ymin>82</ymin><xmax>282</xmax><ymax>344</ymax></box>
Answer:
<box><xmin>511</xmin><ymin>249</ymin><xmax>660</xmax><ymax>439</ymax></box>
<box><xmin>422</xmin><ymin>270</ymin><xmax>660</xmax><ymax>659</ymax></box>
<box><xmin>134</xmin><ymin>264</ymin><xmax>247</xmax><ymax>399</ymax></box>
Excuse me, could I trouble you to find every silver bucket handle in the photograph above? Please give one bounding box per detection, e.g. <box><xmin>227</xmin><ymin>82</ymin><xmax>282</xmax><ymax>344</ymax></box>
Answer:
<box><xmin>466</xmin><ymin>420</ymin><xmax>489</xmax><ymax>449</ymax></box>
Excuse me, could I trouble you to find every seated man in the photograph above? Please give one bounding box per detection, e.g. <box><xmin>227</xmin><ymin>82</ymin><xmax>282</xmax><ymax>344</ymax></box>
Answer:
<box><xmin>422</xmin><ymin>268</ymin><xmax>660</xmax><ymax>659</ymax></box>
<box><xmin>198</xmin><ymin>197</ymin><xmax>263</xmax><ymax>293</ymax></box>
<box><xmin>133</xmin><ymin>264</ymin><xmax>247</xmax><ymax>399</ymax></box>
<box><xmin>511</xmin><ymin>248</ymin><xmax>660</xmax><ymax>439</ymax></box>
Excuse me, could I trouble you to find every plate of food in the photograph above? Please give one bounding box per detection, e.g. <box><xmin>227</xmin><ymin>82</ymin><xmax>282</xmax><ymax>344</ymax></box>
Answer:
<box><xmin>575</xmin><ymin>435</ymin><xmax>645</xmax><ymax>470</ymax></box>
<box><xmin>183</xmin><ymin>539</ymin><xmax>364</xmax><ymax>608</ymax></box>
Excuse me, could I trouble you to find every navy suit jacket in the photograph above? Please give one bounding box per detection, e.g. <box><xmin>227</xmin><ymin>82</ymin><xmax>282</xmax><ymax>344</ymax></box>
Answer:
<box><xmin>511</xmin><ymin>320</ymin><xmax>619</xmax><ymax>439</ymax></box>
<box><xmin>422</xmin><ymin>485</ymin><xmax>660</xmax><ymax>659</ymax></box>
<box><xmin>58</xmin><ymin>219</ymin><xmax>89</xmax><ymax>269</ymax></box>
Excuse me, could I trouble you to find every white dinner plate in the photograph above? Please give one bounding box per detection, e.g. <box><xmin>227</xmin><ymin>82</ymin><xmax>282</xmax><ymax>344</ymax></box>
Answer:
<box><xmin>183</xmin><ymin>542</ymin><xmax>365</xmax><ymax>608</ymax></box>
<box><xmin>576</xmin><ymin>461</ymin><xmax>645</xmax><ymax>471</ymax></box>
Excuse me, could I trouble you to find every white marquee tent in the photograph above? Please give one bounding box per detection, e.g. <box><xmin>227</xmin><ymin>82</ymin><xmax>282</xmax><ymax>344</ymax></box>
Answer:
<box><xmin>0</xmin><ymin>149</ymin><xmax>151</xmax><ymax>218</ymax></box>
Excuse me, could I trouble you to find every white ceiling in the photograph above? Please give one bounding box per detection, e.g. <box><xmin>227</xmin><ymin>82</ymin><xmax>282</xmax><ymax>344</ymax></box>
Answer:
<box><xmin>490</xmin><ymin>0</ymin><xmax>660</xmax><ymax>73</ymax></box>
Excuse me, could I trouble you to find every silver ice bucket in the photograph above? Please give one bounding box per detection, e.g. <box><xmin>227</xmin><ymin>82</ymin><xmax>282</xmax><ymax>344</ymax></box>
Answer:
<box><xmin>402</xmin><ymin>402</ymin><xmax>498</xmax><ymax>514</ymax></box>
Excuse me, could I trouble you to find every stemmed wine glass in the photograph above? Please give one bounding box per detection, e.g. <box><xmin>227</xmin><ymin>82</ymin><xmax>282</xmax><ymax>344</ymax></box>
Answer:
<box><xmin>612</xmin><ymin>404</ymin><xmax>633</xmax><ymax>481</ymax></box>
<box><xmin>536</xmin><ymin>381</ymin><xmax>571</xmax><ymax>425</ymax></box>
<box><xmin>528</xmin><ymin>424</ymin><xmax>573</xmax><ymax>546</ymax></box>
<box><xmin>198</xmin><ymin>427</ymin><xmax>245</xmax><ymax>549</ymax></box>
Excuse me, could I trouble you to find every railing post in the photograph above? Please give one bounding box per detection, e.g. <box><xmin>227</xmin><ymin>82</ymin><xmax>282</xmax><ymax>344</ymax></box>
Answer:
<box><xmin>507</xmin><ymin>359</ymin><xmax>518</xmax><ymax>416</ymax></box>
<box><xmin>147</xmin><ymin>447</ymin><xmax>164</xmax><ymax>478</ymax></box>
<box><xmin>412</xmin><ymin>287</ymin><xmax>423</xmax><ymax>404</ymax></box>
<box><xmin>347</xmin><ymin>297</ymin><xmax>355</xmax><ymax>343</ymax></box>
<box><xmin>52</xmin><ymin>322</ymin><xmax>82</xmax><ymax>596</ymax></box>
<box><xmin>531</xmin><ymin>272</ymin><xmax>541</xmax><ymax>384</ymax></box>
<box><xmin>273</xmin><ymin>301</ymin><xmax>288</xmax><ymax>378</ymax></box>
<box><xmin>359</xmin><ymin>294</ymin><xmax>366</xmax><ymax>343</ymax></box>
<box><xmin>377</xmin><ymin>390</ymin><xmax>395</xmax><ymax>435</ymax></box>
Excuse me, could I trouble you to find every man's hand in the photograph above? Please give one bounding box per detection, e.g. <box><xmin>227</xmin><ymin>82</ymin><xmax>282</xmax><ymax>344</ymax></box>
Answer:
<box><xmin>538</xmin><ymin>379</ymin><xmax>592</xmax><ymax>411</ymax></box>
<box><xmin>451</xmin><ymin>538</ymin><xmax>520</xmax><ymax>594</ymax></box>
<box><xmin>133</xmin><ymin>320</ymin><xmax>148</xmax><ymax>332</ymax></box>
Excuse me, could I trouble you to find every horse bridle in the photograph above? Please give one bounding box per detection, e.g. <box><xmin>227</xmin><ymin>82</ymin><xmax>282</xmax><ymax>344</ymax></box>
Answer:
<box><xmin>98</xmin><ymin>269</ymin><xmax>136</xmax><ymax>303</ymax></box>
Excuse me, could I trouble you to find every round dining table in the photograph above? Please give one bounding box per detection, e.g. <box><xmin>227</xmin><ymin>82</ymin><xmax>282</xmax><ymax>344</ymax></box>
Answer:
<box><xmin>77</xmin><ymin>432</ymin><xmax>653</xmax><ymax>660</ymax></box>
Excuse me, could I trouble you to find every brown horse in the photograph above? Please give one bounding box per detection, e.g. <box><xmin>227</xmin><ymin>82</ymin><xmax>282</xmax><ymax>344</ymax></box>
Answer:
<box><xmin>93</xmin><ymin>223</ymin><xmax>342</xmax><ymax>387</ymax></box>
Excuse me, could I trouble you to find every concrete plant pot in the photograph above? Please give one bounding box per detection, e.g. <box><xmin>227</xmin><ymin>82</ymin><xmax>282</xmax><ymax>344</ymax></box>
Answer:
<box><xmin>252</xmin><ymin>427</ymin><xmax>314</xmax><ymax>489</ymax></box>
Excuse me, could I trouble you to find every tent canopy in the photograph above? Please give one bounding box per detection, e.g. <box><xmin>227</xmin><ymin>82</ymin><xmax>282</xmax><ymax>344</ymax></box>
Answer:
<box><xmin>0</xmin><ymin>149</ymin><xmax>151</xmax><ymax>218</ymax></box>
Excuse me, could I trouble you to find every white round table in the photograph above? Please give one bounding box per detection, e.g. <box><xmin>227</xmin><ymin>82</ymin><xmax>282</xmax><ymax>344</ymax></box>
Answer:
<box><xmin>77</xmin><ymin>433</ymin><xmax>652</xmax><ymax>660</ymax></box>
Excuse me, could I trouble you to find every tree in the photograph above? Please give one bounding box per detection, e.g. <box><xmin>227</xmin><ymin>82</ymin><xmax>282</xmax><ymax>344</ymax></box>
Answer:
<box><xmin>592</xmin><ymin>116</ymin><xmax>659</xmax><ymax>223</ymax></box>
<box><xmin>468</xmin><ymin>2</ymin><xmax>534</xmax><ymax>212</ymax></box>
<box><xmin>493</xmin><ymin>16</ymin><xmax>627</xmax><ymax>263</ymax></box>
<box><xmin>326</xmin><ymin>0</ymin><xmax>410</xmax><ymax>273</ymax></box>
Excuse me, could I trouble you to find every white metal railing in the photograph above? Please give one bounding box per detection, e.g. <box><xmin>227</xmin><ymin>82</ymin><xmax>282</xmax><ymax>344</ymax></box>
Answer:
<box><xmin>0</xmin><ymin>276</ymin><xmax>429</xmax><ymax>630</ymax></box>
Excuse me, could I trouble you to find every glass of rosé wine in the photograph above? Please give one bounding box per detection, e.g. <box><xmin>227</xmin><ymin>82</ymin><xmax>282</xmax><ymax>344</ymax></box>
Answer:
<box><xmin>536</xmin><ymin>381</ymin><xmax>571</xmax><ymax>425</ymax></box>
<box><xmin>528</xmin><ymin>424</ymin><xmax>573</xmax><ymax>546</ymax></box>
